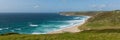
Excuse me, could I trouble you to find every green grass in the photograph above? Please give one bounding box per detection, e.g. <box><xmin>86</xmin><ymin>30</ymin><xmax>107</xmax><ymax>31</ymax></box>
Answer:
<box><xmin>0</xmin><ymin>10</ymin><xmax>120</xmax><ymax>40</ymax></box>
<box><xmin>81</xmin><ymin>10</ymin><xmax>120</xmax><ymax>29</ymax></box>
<box><xmin>0</xmin><ymin>29</ymin><xmax>120</xmax><ymax>40</ymax></box>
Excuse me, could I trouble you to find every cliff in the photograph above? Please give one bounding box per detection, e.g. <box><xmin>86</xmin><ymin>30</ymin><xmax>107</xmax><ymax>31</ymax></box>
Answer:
<box><xmin>60</xmin><ymin>11</ymin><xmax>106</xmax><ymax>16</ymax></box>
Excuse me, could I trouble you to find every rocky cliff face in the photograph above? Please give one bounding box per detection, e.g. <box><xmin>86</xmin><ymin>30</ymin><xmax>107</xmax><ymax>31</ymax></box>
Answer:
<box><xmin>59</xmin><ymin>11</ymin><xmax>101</xmax><ymax>16</ymax></box>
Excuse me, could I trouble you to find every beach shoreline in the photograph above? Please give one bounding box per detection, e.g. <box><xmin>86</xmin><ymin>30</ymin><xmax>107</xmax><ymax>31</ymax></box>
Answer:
<box><xmin>48</xmin><ymin>16</ymin><xmax>91</xmax><ymax>34</ymax></box>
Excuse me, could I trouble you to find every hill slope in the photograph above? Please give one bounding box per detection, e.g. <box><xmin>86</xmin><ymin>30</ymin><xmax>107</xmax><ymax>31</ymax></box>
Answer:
<box><xmin>81</xmin><ymin>10</ymin><xmax>120</xmax><ymax>29</ymax></box>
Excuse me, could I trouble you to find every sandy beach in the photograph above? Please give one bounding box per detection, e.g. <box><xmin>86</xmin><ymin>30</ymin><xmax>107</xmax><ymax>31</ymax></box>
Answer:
<box><xmin>48</xmin><ymin>16</ymin><xmax>90</xmax><ymax>34</ymax></box>
<box><xmin>48</xmin><ymin>24</ymin><xmax>83</xmax><ymax>34</ymax></box>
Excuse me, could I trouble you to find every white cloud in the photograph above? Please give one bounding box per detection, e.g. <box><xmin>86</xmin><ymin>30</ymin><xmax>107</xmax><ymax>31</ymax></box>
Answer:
<box><xmin>90</xmin><ymin>4</ymin><xmax>107</xmax><ymax>10</ymax></box>
<box><xmin>99</xmin><ymin>4</ymin><xmax>107</xmax><ymax>8</ymax></box>
<box><xmin>33</xmin><ymin>5</ymin><xmax>40</xmax><ymax>8</ymax></box>
<box><xmin>91</xmin><ymin>4</ymin><xmax>97</xmax><ymax>8</ymax></box>
<box><xmin>91</xmin><ymin>4</ymin><xmax>107</xmax><ymax>8</ymax></box>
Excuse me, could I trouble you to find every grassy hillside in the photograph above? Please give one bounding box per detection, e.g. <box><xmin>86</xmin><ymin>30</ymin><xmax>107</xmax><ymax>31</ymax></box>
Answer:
<box><xmin>81</xmin><ymin>10</ymin><xmax>120</xmax><ymax>29</ymax></box>
<box><xmin>0</xmin><ymin>10</ymin><xmax>120</xmax><ymax>40</ymax></box>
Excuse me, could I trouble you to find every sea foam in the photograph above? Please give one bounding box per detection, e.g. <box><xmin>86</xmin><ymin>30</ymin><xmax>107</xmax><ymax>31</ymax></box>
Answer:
<box><xmin>0</xmin><ymin>28</ymin><xmax>3</xmax><ymax>30</ymax></box>
<box><xmin>31</xmin><ymin>16</ymin><xmax>90</xmax><ymax>34</ymax></box>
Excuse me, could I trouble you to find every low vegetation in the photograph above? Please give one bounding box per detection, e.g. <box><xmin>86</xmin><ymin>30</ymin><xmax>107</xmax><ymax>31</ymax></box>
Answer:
<box><xmin>81</xmin><ymin>10</ymin><xmax>120</xmax><ymax>29</ymax></box>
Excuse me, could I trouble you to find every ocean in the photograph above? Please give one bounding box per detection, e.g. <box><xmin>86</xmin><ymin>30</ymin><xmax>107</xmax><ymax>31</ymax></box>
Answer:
<box><xmin>0</xmin><ymin>13</ymin><xmax>88</xmax><ymax>34</ymax></box>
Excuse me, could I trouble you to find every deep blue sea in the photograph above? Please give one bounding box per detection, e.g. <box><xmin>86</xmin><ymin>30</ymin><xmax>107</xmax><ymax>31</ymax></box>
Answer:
<box><xmin>0</xmin><ymin>13</ymin><xmax>88</xmax><ymax>34</ymax></box>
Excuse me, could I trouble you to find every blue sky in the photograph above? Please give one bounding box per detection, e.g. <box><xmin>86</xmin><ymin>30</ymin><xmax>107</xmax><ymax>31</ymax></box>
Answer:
<box><xmin>0</xmin><ymin>0</ymin><xmax>120</xmax><ymax>12</ymax></box>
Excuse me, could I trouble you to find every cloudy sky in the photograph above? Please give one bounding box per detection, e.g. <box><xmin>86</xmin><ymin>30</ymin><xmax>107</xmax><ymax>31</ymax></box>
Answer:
<box><xmin>0</xmin><ymin>0</ymin><xmax>120</xmax><ymax>12</ymax></box>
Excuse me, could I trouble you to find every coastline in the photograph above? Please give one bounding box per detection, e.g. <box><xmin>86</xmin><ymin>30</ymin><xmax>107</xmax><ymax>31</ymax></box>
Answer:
<box><xmin>48</xmin><ymin>16</ymin><xmax>91</xmax><ymax>34</ymax></box>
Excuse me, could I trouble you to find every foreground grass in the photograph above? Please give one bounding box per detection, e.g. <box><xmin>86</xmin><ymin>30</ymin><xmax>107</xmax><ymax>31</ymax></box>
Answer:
<box><xmin>0</xmin><ymin>29</ymin><xmax>120</xmax><ymax>40</ymax></box>
<box><xmin>0</xmin><ymin>10</ymin><xmax>120</xmax><ymax>40</ymax></box>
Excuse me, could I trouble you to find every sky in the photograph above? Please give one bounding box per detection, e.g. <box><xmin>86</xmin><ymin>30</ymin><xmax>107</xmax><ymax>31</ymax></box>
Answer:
<box><xmin>0</xmin><ymin>0</ymin><xmax>120</xmax><ymax>13</ymax></box>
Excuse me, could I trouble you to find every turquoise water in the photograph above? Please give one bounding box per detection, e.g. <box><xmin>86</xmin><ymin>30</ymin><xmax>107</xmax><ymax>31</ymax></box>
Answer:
<box><xmin>0</xmin><ymin>13</ymin><xmax>88</xmax><ymax>34</ymax></box>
